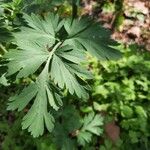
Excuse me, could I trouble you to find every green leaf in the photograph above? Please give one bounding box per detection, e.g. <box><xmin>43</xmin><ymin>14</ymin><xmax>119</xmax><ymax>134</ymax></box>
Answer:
<box><xmin>135</xmin><ymin>106</ymin><xmax>147</xmax><ymax>118</ymax></box>
<box><xmin>7</xmin><ymin>58</ymin><xmax>62</xmax><ymax>137</ymax></box>
<box><xmin>3</xmin><ymin>13</ymin><xmax>121</xmax><ymax>137</ymax></box>
<box><xmin>121</xmin><ymin>105</ymin><xmax>133</xmax><ymax>118</ymax></box>
<box><xmin>0</xmin><ymin>73</ymin><xmax>9</xmax><ymax>86</ymax></box>
<box><xmin>55</xmin><ymin>45</ymin><xmax>86</xmax><ymax>64</ymax></box>
<box><xmin>93</xmin><ymin>102</ymin><xmax>110</xmax><ymax>111</ymax></box>
<box><xmin>77</xmin><ymin>131</ymin><xmax>92</xmax><ymax>146</ymax></box>
<box><xmin>50</xmin><ymin>45</ymin><xmax>92</xmax><ymax>99</ymax></box>
<box><xmin>64</xmin><ymin>18</ymin><xmax>122</xmax><ymax>60</ymax></box>
<box><xmin>82</xmin><ymin>112</ymin><xmax>104</xmax><ymax>135</ymax></box>
<box><xmin>4</xmin><ymin>47</ymin><xmax>49</xmax><ymax>78</ymax></box>
<box><xmin>77</xmin><ymin>112</ymin><xmax>104</xmax><ymax>145</ymax></box>
<box><xmin>50</xmin><ymin>54</ymin><xmax>89</xmax><ymax>99</ymax></box>
<box><xmin>4</xmin><ymin>13</ymin><xmax>62</xmax><ymax>78</ymax></box>
<box><xmin>0</xmin><ymin>26</ymin><xmax>13</xmax><ymax>43</ymax></box>
<box><xmin>15</xmin><ymin>13</ymin><xmax>56</xmax><ymax>50</ymax></box>
<box><xmin>7</xmin><ymin>83</ymin><xmax>38</xmax><ymax>111</ymax></box>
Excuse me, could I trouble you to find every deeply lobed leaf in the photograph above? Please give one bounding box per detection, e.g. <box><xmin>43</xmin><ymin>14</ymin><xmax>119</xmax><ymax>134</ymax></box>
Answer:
<box><xmin>77</xmin><ymin>112</ymin><xmax>104</xmax><ymax>145</ymax></box>
<box><xmin>3</xmin><ymin>13</ymin><xmax>121</xmax><ymax>137</ymax></box>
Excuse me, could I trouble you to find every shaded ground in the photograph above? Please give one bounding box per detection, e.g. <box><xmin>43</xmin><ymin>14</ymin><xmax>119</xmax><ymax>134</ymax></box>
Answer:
<box><xmin>82</xmin><ymin>0</ymin><xmax>150</xmax><ymax>50</ymax></box>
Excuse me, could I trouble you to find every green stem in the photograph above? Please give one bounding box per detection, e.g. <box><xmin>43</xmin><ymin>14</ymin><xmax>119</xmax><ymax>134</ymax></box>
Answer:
<box><xmin>48</xmin><ymin>41</ymin><xmax>62</xmax><ymax>59</ymax></box>
<box><xmin>0</xmin><ymin>44</ymin><xmax>7</xmax><ymax>54</ymax></box>
<box><xmin>72</xmin><ymin>0</ymin><xmax>78</xmax><ymax>19</ymax></box>
<box><xmin>40</xmin><ymin>41</ymin><xmax>62</xmax><ymax>76</ymax></box>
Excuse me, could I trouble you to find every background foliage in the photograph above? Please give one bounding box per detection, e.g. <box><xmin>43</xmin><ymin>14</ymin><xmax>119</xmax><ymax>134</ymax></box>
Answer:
<box><xmin>0</xmin><ymin>0</ymin><xmax>150</xmax><ymax>150</ymax></box>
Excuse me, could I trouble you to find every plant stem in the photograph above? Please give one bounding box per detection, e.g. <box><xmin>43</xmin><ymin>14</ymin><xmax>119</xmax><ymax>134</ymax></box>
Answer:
<box><xmin>72</xmin><ymin>0</ymin><xmax>78</xmax><ymax>19</ymax></box>
<box><xmin>38</xmin><ymin>41</ymin><xmax>62</xmax><ymax>79</ymax></box>
<box><xmin>49</xmin><ymin>41</ymin><xmax>62</xmax><ymax>59</ymax></box>
<box><xmin>0</xmin><ymin>44</ymin><xmax>7</xmax><ymax>54</ymax></box>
